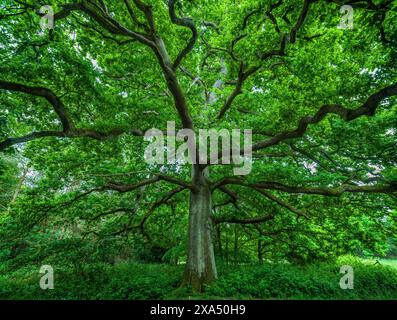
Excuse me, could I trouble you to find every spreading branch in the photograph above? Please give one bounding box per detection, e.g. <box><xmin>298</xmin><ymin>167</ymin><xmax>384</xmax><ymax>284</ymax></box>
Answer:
<box><xmin>250</xmin><ymin>83</ymin><xmax>397</xmax><ymax>152</ymax></box>
<box><xmin>0</xmin><ymin>80</ymin><xmax>145</xmax><ymax>151</ymax></box>
<box><xmin>212</xmin><ymin>177</ymin><xmax>397</xmax><ymax>196</ymax></box>
<box><xmin>216</xmin><ymin>0</ymin><xmax>310</xmax><ymax>119</ymax></box>
<box><xmin>212</xmin><ymin>213</ymin><xmax>275</xmax><ymax>225</ymax></box>
<box><xmin>139</xmin><ymin>186</ymin><xmax>185</xmax><ymax>229</ymax></box>
<box><xmin>105</xmin><ymin>174</ymin><xmax>196</xmax><ymax>192</ymax></box>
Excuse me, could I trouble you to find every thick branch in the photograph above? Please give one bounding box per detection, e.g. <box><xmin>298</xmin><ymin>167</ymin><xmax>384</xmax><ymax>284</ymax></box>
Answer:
<box><xmin>132</xmin><ymin>0</ymin><xmax>156</xmax><ymax>34</ymax></box>
<box><xmin>0</xmin><ymin>131</ymin><xmax>64</xmax><ymax>151</ymax></box>
<box><xmin>168</xmin><ymin>0</ymin><xmax>198</xmax><ymax>70</ymax></box>
<box><xmin>213</xmin><ymin>213</ymin><xmax>275</xmax><ymax>225</ymax></box>
<box><xmin>253</xmin><ymin>188</ymin><xmax>309</xmax><ymax>218</ymax></box>
<box><xmin>216</xmin><ymin>0</ymin><xmax>303</xmax><ymax>120</ymax></box>
<box><xmin>140</xmin><ymin>186</ymin><xmax>185</xmax><ymax>228</ymax></box>
<box><xmin>251</xmin><ymin>83</ymin><xmax>397</xmax><ymax>152</ymax></box>
<box><xmin>123</xmin><ymin>0</ymin><xmax>149</xmax><ymax>32</ymax></box>
<box><xmin>213</xmin><ymin>177</ymin><xmax>397</xmax><ymax>196</ymax></box>
<box><xmin>0</xmin><ymin>80</ymin><xmax>72</xmax><ymax>132</ymax></box>
<box><xmin>0</xmin><ymin>80</ymin><xmax>147</xmax><ymax>151</ymax></box>
<box><xmin>104</xmin><ymin>177</ymin><xmax>160</xmax><ymax>193</ymax></box>
<box><xmin>106</xmin><ymin>174</ymin><xmax>196</xmax><ymax>192</ymax></box>
<box><xmin>36</xmin><ymin>2</ymin><xmax>154</xmax><ymax>47</ymax></box>
<box><xmin>289</xmin><ymin>0</ymin><xmax>310</xmax><ymax>44</ymax></box>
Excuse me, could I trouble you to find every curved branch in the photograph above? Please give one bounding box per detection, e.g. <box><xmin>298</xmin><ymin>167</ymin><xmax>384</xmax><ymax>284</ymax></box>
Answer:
<box><xmin>0</xmin><ymin>80</ymin><xmax>148</xmax><ymax>151</ymax></box>
<box><xmin>214</xmin><ymin>184</ymin><xmax>308</xmax><ymax>219</ymax></box>
<box><xmin>106</xmin><ymin>174</ymin><xmax>196</xmax><ymax>192</ymax></box>
<box><xmin>216</xmin><ymin>34</ymin><xmax>287</xmax><ymax>120</ymax></box>
<box><xmin>253</xmin><ymin>188</ymin><xmax>309</xmax><ymax>218</ymax></box>
<box><xmin>213</xmin><ymin>213</ymin><xmax>275</xmax><ymax>225</ymax></box>
<box><xmin>0</xmin><ymin>80</ymin><xmax>72</xmax><ymax>132</ymax></box>
<box><xmin>212</xmin><ymin>177</ymin><xmax>397</xmax><ymax>196</ymax></box>
<box><xmin>0</xmin><ymin>128</ymin><xmax>145</xmax><ymax>152</ymax></box>
<box><xmin>132</xmin><ymin>0</ymin><xmax>156</xmax><ymax>34</ymax></box>
<box><xmin>251</xmin><ymin>83</ymin><xmax>397</xmax><ymax>152</ymax></box>
<box><xmin>89</xmin><ymin>207</ymin><xmax>136</xmax><ymax>221</ymax></box>
<box><xmin>168</xmin><ymin>0</ymin><xmax>198</xmax><ymax>70</ymax></box>
<box><xmin>215</xmin><ymin>0</ymin><xmax>313</xmax><ymax>119</ymax></box>
<box><xmin>123</xmin><ymin>0</ymin><xmax>149</xmax><ymax>32</ymax></box>
<box><xmin>139</xmin><ymin>186</ymin><xmax>185</xmax><ymax>228</ymax></box>
<box><xmin>289</xmin><ymin>0</ymin><xmax>310</xmax><ymax>44</ymax></box>
<box><xmin>105</xmin><ymin>177</ymin><xmax>160</xmax><ymax>193</ymax></box>
<box><xmin>34</xmin><ymin>2</ymin><xmax>154</xmax><ymax>47</ymax></box>
<box><xmin>0</xmin><ymin>131</ymin><xmax>64</xmax><ymax>151</ymax></box>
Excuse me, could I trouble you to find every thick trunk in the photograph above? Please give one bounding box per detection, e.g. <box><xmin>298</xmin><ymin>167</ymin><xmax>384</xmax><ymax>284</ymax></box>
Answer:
<box><xmin>182</xmin><ymin>166</ymin><xmax>217</xmax><ymax>292</ymax></box>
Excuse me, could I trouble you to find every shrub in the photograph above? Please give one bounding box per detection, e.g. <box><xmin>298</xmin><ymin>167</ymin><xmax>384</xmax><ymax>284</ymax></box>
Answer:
<box><xmin>1</xmin><ymin>257</ymin><xmax>396</xmax><ymax>300</ymax></box>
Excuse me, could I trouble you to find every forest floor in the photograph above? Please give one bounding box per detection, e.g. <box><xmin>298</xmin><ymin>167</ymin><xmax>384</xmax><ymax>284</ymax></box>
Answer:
<box><xmin>1</xmin><ymin>256</ymin><xmax>397</xmax><ymax>300</ymax></box>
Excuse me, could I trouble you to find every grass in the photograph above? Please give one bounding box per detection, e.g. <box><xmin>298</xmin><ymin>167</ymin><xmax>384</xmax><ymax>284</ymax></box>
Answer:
<box><xmin>0</xmin><ymin>256</ymin><xmax>396</xmax><ymax>300</ymax></box>
<box><xmin>359</xmin><ymin>258</ymin><xmax>397</xmax><ymax>269</ymax></box>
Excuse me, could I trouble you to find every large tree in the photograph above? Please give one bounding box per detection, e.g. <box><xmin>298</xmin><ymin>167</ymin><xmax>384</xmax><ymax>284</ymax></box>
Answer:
<box><xmin>0</xmin><ymin>0</ymin><xmax>396</xmax><ymax>291</ymax></box>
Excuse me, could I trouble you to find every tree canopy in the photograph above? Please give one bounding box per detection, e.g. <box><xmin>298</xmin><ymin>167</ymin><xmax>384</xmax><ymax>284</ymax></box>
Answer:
<box><xmin>0</xmin><ymin>0</ymin><xmax>396</xmax><ymax>292</ymax></box>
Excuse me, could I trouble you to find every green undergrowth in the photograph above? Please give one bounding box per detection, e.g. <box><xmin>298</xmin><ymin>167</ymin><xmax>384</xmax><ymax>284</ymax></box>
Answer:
<box><xmin>1</xmin><ymin>256</ymin><xmax>396</xmax><ymax>300</ymax></box>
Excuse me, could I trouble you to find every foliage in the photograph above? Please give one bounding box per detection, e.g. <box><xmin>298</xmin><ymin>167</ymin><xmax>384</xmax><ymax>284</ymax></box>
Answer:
<box><xmin>0</xmin><ymin>0</ymin><xmax>396</xmax><ymax>296</ymax></box>
<box><xmin>1</xmin><ymin>258</ymin><xmax>397</xmax><ymax>300</ymax></box>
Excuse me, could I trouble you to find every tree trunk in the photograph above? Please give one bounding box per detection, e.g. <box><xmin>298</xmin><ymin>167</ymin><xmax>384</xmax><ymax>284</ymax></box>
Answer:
<box><xmin>182</xmin><ymin>166</ymin><xmax>217</xmax><ymax>292</ymax></box>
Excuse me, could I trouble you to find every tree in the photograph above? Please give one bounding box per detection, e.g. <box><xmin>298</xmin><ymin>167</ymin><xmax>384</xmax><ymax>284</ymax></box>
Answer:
<box><xmin>0</xmin><ymin>0</ymin><xmax>396</xmax><ymax>291</ymax></box>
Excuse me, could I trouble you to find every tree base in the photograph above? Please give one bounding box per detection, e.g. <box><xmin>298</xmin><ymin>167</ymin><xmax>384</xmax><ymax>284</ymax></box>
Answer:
<box><xmin>180</xmin><ymin>268</ymin><xmax>217</xmax><ymax>293</ymax></box>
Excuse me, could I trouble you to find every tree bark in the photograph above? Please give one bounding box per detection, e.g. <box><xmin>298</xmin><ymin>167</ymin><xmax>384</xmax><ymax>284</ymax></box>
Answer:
<box><xmin>182</xmin><ymin>165</ymin><xmax>217</xmax><ymax>292</ymax></box>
